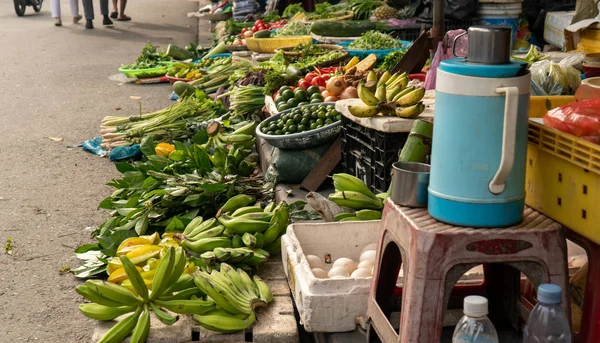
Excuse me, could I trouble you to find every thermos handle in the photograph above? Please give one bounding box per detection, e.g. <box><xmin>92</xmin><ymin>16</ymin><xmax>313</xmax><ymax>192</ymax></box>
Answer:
<box><xmin>452</xmin><ymin>32</ymin><xmax>468</xmax><ymax>58</ymax></box>
<box><xmin>489</xmin><ymin>87</ymin><xmax>519</xmax><ymax>195</ymax></box>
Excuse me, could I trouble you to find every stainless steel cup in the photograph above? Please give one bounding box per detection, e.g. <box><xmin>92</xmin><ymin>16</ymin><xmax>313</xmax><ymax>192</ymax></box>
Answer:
<box><xmin>390</xmin><ymin>162</ymin><xmax>430</xmax><ymax>207</ymax></box>
<box><xmin>453</xmin><ymin>25</ymin><xmax>512</xmax><ymax>65</ymax></box>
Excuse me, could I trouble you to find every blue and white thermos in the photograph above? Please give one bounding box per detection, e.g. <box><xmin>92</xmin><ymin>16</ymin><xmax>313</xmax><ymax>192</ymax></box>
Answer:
<box><xmin>428</xmin><ymin>26</ymin><xmax>530</xmax><ymax>227</ymax></box>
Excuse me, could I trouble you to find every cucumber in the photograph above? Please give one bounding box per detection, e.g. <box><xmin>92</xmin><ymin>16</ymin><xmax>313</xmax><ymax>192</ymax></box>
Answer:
<box><xmin>311</xmin><ymin>21</ymin><xmax>376</xmax><ymax>37</ymax></box>
<box><xmin>285</xmin><ymin>65</ymin><xmax>303</xmax><ymax>77</ymax></box>
<box><xmin>253</xmin><ymin>30</ymin><xmax>271</xmax><ymax>39</ymax></box>
<box><xmin>166</xmin><ymin>44</ymin><xmax>194</xmax><ymax>61</ymax></box>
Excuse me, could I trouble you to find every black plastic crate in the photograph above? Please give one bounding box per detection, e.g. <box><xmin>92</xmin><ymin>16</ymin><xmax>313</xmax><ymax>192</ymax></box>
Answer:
<box><xmin>340</xmin><ymin>117</ymin><xmax>408</xmax><ymax>194</ymax></box>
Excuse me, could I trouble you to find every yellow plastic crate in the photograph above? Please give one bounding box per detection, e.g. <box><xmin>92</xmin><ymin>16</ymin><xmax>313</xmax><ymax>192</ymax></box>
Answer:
<box><xmin>529</xmin><ymin>96</ymin><xmax>575</xmax><ymax>118</ymax></box>
<box><xmin>245</xmin><ymin>36</ymin><xmax>313</xmax><ymax>53</ymax></box>
<box><xmin>526</xmin><ymin>121</ymin><xmax>600</xmax><ymax>244</ymax></box>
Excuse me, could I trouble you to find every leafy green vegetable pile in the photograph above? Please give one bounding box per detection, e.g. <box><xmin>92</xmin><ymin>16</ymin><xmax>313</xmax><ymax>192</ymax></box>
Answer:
<box><xmin>292</xmin><ymin>43</ymin><xmax>328</xmax><ymax>55</ymax></box>
<box><xmin>261</xmin><ymin>50</ymin><xmax>344</xmax><ymax>72</ymax></box>
<box><xmin>380</xmin><ymin>48</ymin><xmax>409</xmax><ymax>70</ymax></box>
<box><xmin>272</xmin><ymin>21</ymin><xmax>311</xmax><ymax>37</ymax></box>
<box><xmin>123</xmin><ymin>42</ymin><xmax>171</xmax><ymax>69</ymax></box>
<box><xmin>282</xmin><ymin>3</ymin><xmax>305</xmax><ymax>17</ymax></box>
<box><xmin>348</xmin><ymin>31</ymin><xmax>403</xmax><ymax>50</ymax></box>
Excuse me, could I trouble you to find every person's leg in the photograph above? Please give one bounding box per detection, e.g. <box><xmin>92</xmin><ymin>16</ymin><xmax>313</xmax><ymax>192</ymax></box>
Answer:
<box><xmin>118</xmin><ymin>0</ymin><xmax>131</xmax><ymax>21</ymax></box>
<box><xmin>100</xmin><ymin>0</ymin><xmax>113</xmax><ymax>25</ymax></box>
<box><xmin>81</xmin><ymin>0</ymin><xmax>94</xmax><ymax>28</ymax></box>
<box><xmin>70</xmin><ymin>0</ymin><xmax>82</xmax><ymax>23</ymax></box>
<box><xmin>51</xmin><ymin>0</ymin><xmax>62</xmax><ymax>25</ymax></box>
<box><xmin>110</xmin><ymin>0</ymin><xmax>118</xmax><ymax>18</ymax></box>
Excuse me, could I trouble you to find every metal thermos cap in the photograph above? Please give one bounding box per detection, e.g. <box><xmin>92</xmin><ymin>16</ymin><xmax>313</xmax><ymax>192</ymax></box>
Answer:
<box><xmin>466</xmin><ymin>26</ymin><xmax>512</xmax><ymax>65</ymax></box>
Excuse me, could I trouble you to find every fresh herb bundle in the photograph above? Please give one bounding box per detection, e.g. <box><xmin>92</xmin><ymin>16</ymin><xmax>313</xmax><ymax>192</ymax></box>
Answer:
<box><xmin>348</xmin><ymin>31</ymin><xmax>403</xmax><ymax>50</ymax></box>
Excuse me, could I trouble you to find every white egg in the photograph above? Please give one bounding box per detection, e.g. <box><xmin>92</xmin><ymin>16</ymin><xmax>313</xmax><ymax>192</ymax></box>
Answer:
<box><xmin>328</xmin><ymin>266</ymin><xmax>350</xmax><ymax>278</ymax></box>
<box><xmin>358</xmin><ymin>259</ymin><xmax>375</xmax><ymax>271</ymax></box>
<box><xmin>311</xmin><ymin>268</ymin><xmax>328</xmax><ymax>279</ymax></box>
<box><xmin>332</xmin><ymin>257</ymin><xmax>357</xmax><ymax>274</ymax></box>
<box><xmin>306</xmin><ymin>255</ymin><xmax>324</xmax><ymax>269</ymax></box>
<box><xmin>351</xmin><ymin>268</ymin><xmax>372</xmax><ymax>278</ymax></box>
<box><xmin>360</xmin><ymin>250</ymin><xmax>377</xmax><ymax>262</ymax></box>
<box><xmin>361</xmin><ymin>243</ymin><xmax>377</xmax><ymax>254</ymax></box>
<box><xmin>330</xmin><ymin>275</ymin><xmax>348</xmax><ymax>279</ymax></box>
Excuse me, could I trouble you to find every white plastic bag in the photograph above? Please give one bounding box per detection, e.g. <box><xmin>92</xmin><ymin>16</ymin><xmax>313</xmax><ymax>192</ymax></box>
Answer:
<box><xmin>530</xmin><ymin>52</ymin><xmax>585</xmax><ymax>95</ymax></box>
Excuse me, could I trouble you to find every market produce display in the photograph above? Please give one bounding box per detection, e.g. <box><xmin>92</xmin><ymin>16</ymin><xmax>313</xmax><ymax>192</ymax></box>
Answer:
<box><xmin>347</xmin><ymin>31</ymin><xmax>404</xmax><ymax>50</ymax></box>
<box><xmin>261</xmin><ymin>103</ymin><xmax>341</xmax><ymax>135</ymax></box>
<box><xmin>272</xmin><ymin>20</ymin><xmax>311</xmax><ymax>37</ymax></box>
<box><xmin>307</xmin><ymin>242</ymin><xmax>377</xmax><ymax>278</ymax></box>
<box><xmin>119</xmin><ymin>43</ymin><xmax>172</xmax><ymax>79</ymax></box>
<box><xmin>328</xmin><ymin>173</ymin><xmax>386</xmax><ymax>219</ymax></box>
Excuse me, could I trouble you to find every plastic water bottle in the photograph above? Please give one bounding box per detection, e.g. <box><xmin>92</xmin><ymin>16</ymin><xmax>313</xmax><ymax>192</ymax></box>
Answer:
<box><xmin>452</xmin><ymin>296</ymin><xmax>499</xmax><ymax>343</ymax></box>
<box><xmin>523</xmin><ymin>283</ymin><xmax>572</xmax><ymax>342</ymax></box>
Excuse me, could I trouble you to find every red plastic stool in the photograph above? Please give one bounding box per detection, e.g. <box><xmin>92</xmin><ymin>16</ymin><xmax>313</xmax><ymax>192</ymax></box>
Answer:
<box><xmin>366</xmin><ymin>199</ymin><xmax>570</xmax><ymax>343</ymax></box>
<box><xmin>565</xmin><ymin>228</ymin><xmax>600</xmax><ymax>343</ymax></box>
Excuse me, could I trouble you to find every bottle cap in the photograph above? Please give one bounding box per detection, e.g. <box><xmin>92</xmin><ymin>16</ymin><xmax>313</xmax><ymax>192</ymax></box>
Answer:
<box><xmin>463</xmin><ymin>295</ymin><xmax>488</xmax><ymax>317</ymax></box>
<box><xmin>537</xmin><ymin>283</ymin><xmax>562</xmax><ymax>304</ymax></box>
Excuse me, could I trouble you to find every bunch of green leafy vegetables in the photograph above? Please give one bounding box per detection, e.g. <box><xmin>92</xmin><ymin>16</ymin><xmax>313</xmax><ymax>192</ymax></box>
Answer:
<box><xmin>264</xmin><ymin>69</ymin><xmax>301</xmax><ymax>95</ymax></box>
<box><xmin>314</xmin><ymin>2</ymin><xmax>332</xmax><ymax>14</ymax></box>
<box><xmin>348</xmin><ymin>31</ymin><xmax>404</xmax><ymax>50</ymax></box>
<box><xmin>123</xmin><ymin>42</ymin><xmax>172</xmax><ymax>69</ymax></box>
<box><xmin>282</xmin><ymin>3</ymin><xmax>305</xmax><ymax>17</ymax></box>
<box><xmin>380</xmin><ymin>48</ymin><xmax>408</xmax><ymax>70</ymax></box>
<box><xmin>272</xmin><ymin>20</ymin><xmax>311</xmax><ymax>37</ymax></box>
<box><xmin>292</xmin><ymin>43</ymin><xmax>328</xmax><ymax>55</ymax></box>
<box><xmin>260</xmin><ymin>50</ymin><xmax>344</xmax><ymax>72</ymax></box>
<box><xmin>262</xmin><ymin>10</ymin><xmax>281</xmax><ymax>22</ymax></box>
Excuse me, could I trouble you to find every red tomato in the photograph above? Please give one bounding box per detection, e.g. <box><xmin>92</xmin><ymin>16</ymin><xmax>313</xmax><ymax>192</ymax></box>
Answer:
<box><xmin>298</xmin><ymin>80</ymin><xmax>311</xmax><ymax>90</ymax></box>
<box><xmin>304</xmin><ymin>72</ymin><xmax>317</xmax><ymax>83</ymax></box>
<box><xmin>241</xmin><ymin>28</ymin><xmax>247</xmax><ymax>34</ymax></box>
<box><xmin>311</xmin><ymin>76</ymin><xmax>326</xmax><ymax>87</ymax></box>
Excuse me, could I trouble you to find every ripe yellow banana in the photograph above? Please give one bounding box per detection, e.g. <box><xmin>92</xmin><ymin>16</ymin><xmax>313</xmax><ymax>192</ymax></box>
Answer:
<box><xmin>358</xmin><ymin>82</ymin><xmax>380</xmax><ymax>106</ymax></box>
<box><xmin>332</xmin><ymin>173</ymin><xmax>377</xmax><ymax>200</ymax></box>
<box><xmin>377</xmin><ymin>71</ymin><xmax>391</xmax><ymax>88</ymax></box>
<box><xmin>152</xmin><ymin>298</ymin><xmax>216</xmax><ymax>315</ymax></box>
<box><xmin>149</xmin><ymin>302</ymin><xmax>179</xmax><ymax>325</ymax></box>
<box><xmin>85</xmin><ymin>280</ymin><xmax>143</xmax><ymax>307</ymax></box>
<box><xmin>217</xmin><ymin>194</ymin><xmax>255</xmax><ymax>217</ymax></box>
<box><xmin>120</xmin><ymin>255</ymin><xmax>150</xmax><ymax>301</ymax></box>
<box><xmin>76</xmin><ymin>285</ymin><xmax>125</xmax><ymax>307</ymax></box>
<box><xmin>348</xmin><ymin>103</ymin><xmax>379</xmax><ymax>118</ymax></box>
<box><xmin>329</xmin><ymin>191</ymin><xmax>384</xmax><ymax>210</ymax></box>
<box><xmin>385</xmin><ymin>73</ymin><xmax>400</xmax><ymax>87</ymax></box>
<box><xmin>397</xmin><ymin>87</ymin><xmax>425</xmax><ymax>107</ymax></box>
<box><xmin>79</xmin><ymin>304</ymin><xmax>136</xmax><ymax>321</ymax></box>
<box><xmin>150</xmin><ymin>247</ymin><xmax>174</xmax><ymax>300</ymax></box>
<box><xmin>366</xmin><ymin>70</ymin><xmax>378</xmax><ymax>82</ymax></box>
<box><xmin>129</xmin><ymin>304</ymin><xmax>150</xmax><ymax>343</ymax></box>
<box><xmin>193</xmin><ymin>311</ymin><xmax>256</xmax><ymax>333</ymax></box>
<box><xmin>124</xmin><ymin>245</ymin><xmax>162</xmax><ymax>265</ymax></box>
<box><xmin>97</xmin><ymin>306</ymin><xmax>142</xmax><ymax>343</ymax></box>
<box><xmin>253</xmin><ymin>276</ymin><xmax>273</xmax><ymax>304</ymax></box>
<box><xmin>375</xmin><ymin>85</ymin><xmax>386</xmax><ymax>102</ymax></box>
<box><xmin>386</xmin><ymin>85</ymin><xmax>402</xmax><ymax>102</ymax></box>
<box><xmin>392</xmin><ymin>86</ymin><xmax>415</xmax><ymax>102</ymax></box>
<box><xmin>388</xmin><ymin>76</ymin><xmax>408</xmax><ymax>91</ymax></box>
<box><xmin>116</xmin><ymin>237</ymin><xmax>153</xmax><ymax>256</ymax></box>
<box><xmin>107</xmin><ymin>266</ymin><xmax>143</xmax><ymax>285</ymax></box>
<box><xmin>181</xmin><ymin>237</ymin><xmax>232</xmax><ymax>254</ymax></box>
<box><xmin>231</xmin><ymin>205</ymin><xmax>263</xmax><ymax>217</ymax></box>
<box><xmin>355</xmin><ymin>209</ymin><xmax>383</xmax><ymax>220</ymax></box>
<box><xmin>396</xmin><ymin>102</ymin><xmax>425</xmax><ymax>118</ymax></box>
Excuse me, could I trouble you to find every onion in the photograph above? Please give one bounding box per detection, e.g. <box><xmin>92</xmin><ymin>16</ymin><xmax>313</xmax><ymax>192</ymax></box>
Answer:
<box><xmin>324</xmin><ymin>95</ymin><xmax>339</xmax><ymax>102</ymax></box>
<box><xmin>321</xmin><ymin>90</ymin><xmax>331</xmax><ymax>98</ymax></box>
<box><xmin>326</xmin><ymin>76</ymin><xmax>347</xmax><ymax>96</ymax></box>
<box><xmin>339</xmin><ymin>86</ymin><xmax>358</xmax><ymax>100</ymax></box>
<box><xmin>243</xmin><ymin>30</ymin><xmax>254</xmax><ymax>38</ymax></box>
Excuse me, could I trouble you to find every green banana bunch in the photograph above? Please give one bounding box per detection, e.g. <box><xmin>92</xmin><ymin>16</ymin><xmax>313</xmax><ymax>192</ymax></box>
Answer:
<box><xmin>329</xmin><ymin>191</ymin><xmax>384</xmax><ymax>211</ymax></box>
<box><xmin>332</xmin><ymin>173</ymin><xmax>377</xmax><ymax>200</ymax></box>
<box><xmin>217</xmin><ymin>194</ymin><xmax>255</xmax><ymax>217</ymax></box>
<box><xmin>329</xmin><ymin>173</ymin><xmax>383</xmax><ymax>211</ymax></box>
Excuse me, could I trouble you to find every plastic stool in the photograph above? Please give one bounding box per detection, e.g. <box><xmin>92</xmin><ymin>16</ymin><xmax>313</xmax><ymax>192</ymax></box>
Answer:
<box><xmin>366</xmin><ymin>199</ymin><xmax>570</xmax><ymax>343</ymax></box>
<box><xmin>566</xmin><ymin>228</ymin><xmax>600</xmax><ymax>343</ymax></box>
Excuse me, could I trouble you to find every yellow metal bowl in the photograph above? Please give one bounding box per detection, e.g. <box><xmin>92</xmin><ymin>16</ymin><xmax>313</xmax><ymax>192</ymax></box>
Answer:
<box><xmin>245</xmin><ymin>36</ymin><xmax>313</xmax><ymax>53</ymax></box>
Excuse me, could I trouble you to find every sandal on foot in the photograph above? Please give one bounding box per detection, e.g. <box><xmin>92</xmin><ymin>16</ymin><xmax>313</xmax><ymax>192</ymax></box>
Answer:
<box><xmin>110</xmin><ymin>11</ymin><xmax>118</xmax><ymax>19</ymax></box>
<box><xmin>72</xmin><ymin>15</ymin><xmax>82</xmax><ymax>24</ymax></box>
<box><xmin>117</xmin><ymin>15</ymin><xmax>131</xmax><ymax>21</ymax></box>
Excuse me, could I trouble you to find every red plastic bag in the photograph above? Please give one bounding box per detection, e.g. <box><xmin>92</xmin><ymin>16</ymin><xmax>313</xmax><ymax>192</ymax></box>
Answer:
<box><xmin>543</xmin><ymin>99</ymin><xmax>600</xmax><ymax>142</ymax></box>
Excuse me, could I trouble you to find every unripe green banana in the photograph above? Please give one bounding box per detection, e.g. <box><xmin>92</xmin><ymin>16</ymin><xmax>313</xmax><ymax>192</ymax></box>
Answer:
<box><xmin>392</xmin><ymin>86</ymin><xmax>415</xmax><ymax>102</ymax></box>
<box><xmin>188</xmin><ymin>225</ymin><xmax>225</xmax><ymax>241</ymax></box>
<box><xmin>149</xmin><ymin>302</ymin><xmax>179</xmax><ymax>325</ymax></box>
<box><xmin>242</xmin><ymin>232</ymin><xmax>257</xmax><ymax>248</ymax></box>
<box><xmin>358</xmin><ymin>82</ymin><xmax>379</xmax><ymax>106</ymax></box>
<box><xmin>212</xmin><ymin>146</ymin><xmax>227</xmax><ymax>168</ymax></box>
<box><xmin>226</xmin><ymin>248</ymin><xmax>247</xmax><ymax>263</ymax></box>
<box><xmin>253</xmin><ymin>275</ymin><xmax>273</xmax><ymax>304</ymax></box>
<box><xmin>217</xmin><ymin>133</ymin><xmax>254</xmax><ymax>144</ymax></box>
<box><xmin>214</xmin><ymin>247</ymin><xmax>232</xmax><ymax>262</ymax></box>
<box><xmin>217</xmin><ymin>215</ymin><xmax>271</xmax><ymax>234</ymax></box>
<box><xmin>262</xmin><ymin>221</ymin><xmax>281</xmax><ymax>246</ymax></box>
<box><xmin>376</xmin><ymin>192</ymin><xmax>389</xmax><ymax>200</ymax></box>
<box><xmin>152</xmin><ymin>298</ymin><xmax>216</xmax><ymax>315</ymax></box>
<box><xmin>237</xmin><ymin>212</ymin><xmax>273</xmax><ymax>222</ymax></box>
<box><xmin>183</xmin><ymin>216</ymin><xmax>204</xmax><ymax>235</ymax></box>
<box><xmin>334</xmin><ymin>212</ymin><xmax>356</xmax><ymax>221</ymax></box>
<box><xmin>263</xmin><ymin>202</ymin><xmax>276</xmax><ymax>213</ymax></box>
<box><xmin>332</xmin><ymin>173</ymin><xmax>377</xmax><ymax>200</ymax></box>
<box><xmin>157</xmin><ymin>287</ymin><xmax>204</xmax><ymax>301</ymax></box>
<box><xmin>181</xmin><ymin>237</ymin><xmax>232</xmax><ymax>254</ymax></box>
<box><xmin>79</xmin><ymin>304</ymin><xmax>136</xmax><ymax>321</ymax></box>
<box><xmin>397</xmin><ymin>87</ymin><xmax>425</xmax><ymax>107</ymax></box>
<box><xmin>231</xmin><ymin>121</ymin><xmax>256</xmax><ymax>136</ymax></box>
<box><xmin>193</xmin><ymin>311</ymin><xmax>256</xmax><ymax>333</ymax></box>
<box><xmin>388</xmin><ymin>76</ymin><xmax>408</xmax><ymax>91</ymax></box>
<box><xmin>129</xmin><ymin>304</ymin><xmax>150</xmax><ymax>343</ymax></box>
<box><xmin>263</xmin><ymin>236</ymin><xmax>282</xmax><ymax>255</ymax></box>
<box><xmin>254</xmin><ymin>232</ymin><xmax>264</xmax><ymax>248</ymax></box>
<box><xmin>150</xmin><ymin>247</ymin><xmax>175</xmax><ymax>300</ymax></box>
<box><xmin>340</xmin><ymin>216</ymin><xmax>360</xmax><ymax>222</ymax></box>
<box><xmin>329</xmin><ymin>191</ymin><xmax>384</xmax><ymax>210</ymax></box>
<box><xmin>221</xmin><ymin>263</ymin><xmax>251</xmax><ymax>298</ymax></box>
<box><xmin>76</xmin><ymin>286</ymin><xmax>124</xmax><ymax>307</ymax></box>
<box><xmin>231</xmin><ymin>235</ymin><xmax>244</xmax><ymax>248</ymax></box>
<box><xmin>385</xmin><ymin>73</ymin><xmax>400</xmax><ymax>87</ymax></box>
<box><xmin>85</xmin><ymin>280</ymin><xmax>143</xmax><ymax>307</ymax></box>
<box><xmin>201</xmin><ymin>251</ymin><xmax>216</xmax><ymax>265</ymax></box>
<box><xmin>120</xmin><ymin>256</ymin><xmax>149</xmax><ymax>302</ymax></box>
<box><xmin>386</xmin><ymin>85</ymin><xmax>402</xmax><ymax>102</ymax></box>
<box><xmin>375</xmin><ymin>85</ymin><xmax>386</xmax><ymax>102</ymax></box>
<box><xmin>186</xmin><ymin>218</ymin><xmax>218</xmax><ymax>238</ymax></box>
<box><xmin>236</xmin><ymin>268</ymin><xmax>258</xmax><ymax>297</ymax></box>
<box><xmin>217</xmin><ymin>194</ymin><xmax>254</xmax><ymax>217</ymax></box>
<box><xmin>165</xmin><ymin>247</ymin><xmax>188</xmax><ymax>291</ymax></box>
<box><xmin>164</xmin><ymin>273</ymin><xmax>195</xmax><ymax>294</ymax></box>
<box><xmin>97</xmin><ymin>306</ymin><xmax>142</xmax><ymax>343</ymax></box>
<box><xmin>231</xmin><ymin>205</ymin><xmax>263</xmax><ymax>217</ymax></box>
<box><xmin>194</xmin><ymin>273</ymin><xmax>245</xmax><ymax>315</ymax></box>
<box><xmin>210</xmin><ymin>271</ymin><xmax>256</xmax><ymax>307</ymax></box>
<box><xmin>355</xmin><ymin>209</ymin><xmax>382</xmax><ymax>220</ymax></box>
<box><xmin>396</xmin><ymin>102</ymin><xmax>425</xmax><ymax>118</ymax></box>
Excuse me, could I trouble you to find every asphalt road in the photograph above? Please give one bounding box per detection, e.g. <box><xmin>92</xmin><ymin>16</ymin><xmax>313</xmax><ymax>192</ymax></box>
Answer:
<box><xmin>0</xmin><ymin>0</ymin><xmax>201</xmax><ymax>341</ymax></box>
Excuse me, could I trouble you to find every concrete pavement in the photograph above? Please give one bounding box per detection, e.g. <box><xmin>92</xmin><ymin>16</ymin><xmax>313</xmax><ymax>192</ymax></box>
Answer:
<box><xmin>0</xmin><ymin>0</ymin><xmax>198</xmax><ymax>341</ymax></box>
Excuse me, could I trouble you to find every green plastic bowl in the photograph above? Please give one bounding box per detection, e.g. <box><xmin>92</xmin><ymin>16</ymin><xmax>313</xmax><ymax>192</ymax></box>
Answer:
<box><xmin>119</xmin><ymin>62</ymin><xmax>173</xmax><ymax>79</ymax></box>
